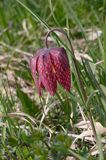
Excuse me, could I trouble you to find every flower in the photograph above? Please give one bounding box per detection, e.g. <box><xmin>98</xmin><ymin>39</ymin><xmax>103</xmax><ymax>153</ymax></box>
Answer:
<box><xmin>30</xmin><ymin>47</ymin><xmax>71</xmax><ymax>96</ymax></box>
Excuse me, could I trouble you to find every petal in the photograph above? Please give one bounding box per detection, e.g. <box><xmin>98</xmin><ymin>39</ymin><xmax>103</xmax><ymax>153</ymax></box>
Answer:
<box><xmin>30</xmin><ymin>49</ymin><xmax>43</xmax><ymax>81</ymax></box>
<box><xmin>38</xmin><ymin>50</ymin><xmax>57</xmax><ymax>95</ymax></box>
<box><xmin>30</xmin><ymin>55</ymin><xmax>38</xmax><ymax>81</ymax></box>
<box><xmin>30</xmin><ymin>49</ymin><xmax>45</xmax><ymax>86</ymax></box>
<box><xmin>50</xmin><ymin>47</ymin><xmax>71</xmax><ymax>92</ymax></box>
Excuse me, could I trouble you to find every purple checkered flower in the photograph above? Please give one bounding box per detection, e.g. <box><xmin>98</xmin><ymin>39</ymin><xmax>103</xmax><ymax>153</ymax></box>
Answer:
<box><xmin>30</xmin><ymin>47</ymin><xmax>71</xmax><ymax>96</ymax></box>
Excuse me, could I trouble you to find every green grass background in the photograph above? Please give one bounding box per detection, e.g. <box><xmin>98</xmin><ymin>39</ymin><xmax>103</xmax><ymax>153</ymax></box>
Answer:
<box><xmin>0</xmin><ymin>0</ymin><xmax>106</xmax><ymax>159</ymax></box>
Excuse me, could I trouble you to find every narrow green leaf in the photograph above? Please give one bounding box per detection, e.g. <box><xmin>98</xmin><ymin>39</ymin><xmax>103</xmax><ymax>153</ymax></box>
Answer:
<box><xmin>16</xmin><ymin>87</ymin><xmax>39</xmax><ymax>116</ymax></box>
<box><xmin>16</xmin><ymin>0</ymin><xmax>49</xmax><ymax>29</ymax></box>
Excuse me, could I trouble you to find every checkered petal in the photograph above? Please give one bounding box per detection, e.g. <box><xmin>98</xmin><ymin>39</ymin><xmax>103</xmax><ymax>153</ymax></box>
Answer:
<box><xmin>38</xmin><ymin>52</ymin><xmax>57</xmax><ymax>95</ymax></box>
<box><xmin>50</xmin><ymin>47</ymin><xmax>71</xmax><ymax>92</ymax></box>
<box><xmin>30</xmin><ymin>53</ymin><xmax>39</xmax><ymax>84</ymax></box>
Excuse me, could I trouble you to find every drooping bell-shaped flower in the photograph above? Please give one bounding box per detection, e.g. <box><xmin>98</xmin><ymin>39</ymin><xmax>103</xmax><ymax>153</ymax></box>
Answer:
<box><xmin>30</xmin><ymin>47</ymin><xmax>71</xmax><ymax>96</ymax></box>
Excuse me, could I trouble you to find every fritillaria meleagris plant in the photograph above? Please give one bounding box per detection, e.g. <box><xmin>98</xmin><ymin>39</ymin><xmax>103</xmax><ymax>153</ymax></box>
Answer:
<box><xmin>30</xmin><ymin>28</ymin><xmax>97</xmax><ymax>138</ymax></box>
